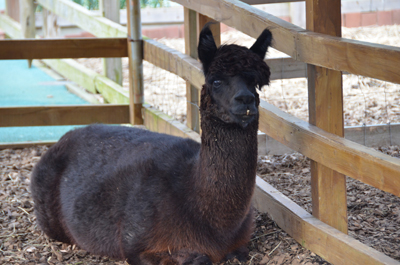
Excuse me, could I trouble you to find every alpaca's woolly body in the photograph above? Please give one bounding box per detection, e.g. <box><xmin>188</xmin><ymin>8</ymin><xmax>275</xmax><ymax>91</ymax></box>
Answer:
<box><xmin>31</xmin><ymin>25</ymin><xmax>272</xmax><ymax>265</ymax></box>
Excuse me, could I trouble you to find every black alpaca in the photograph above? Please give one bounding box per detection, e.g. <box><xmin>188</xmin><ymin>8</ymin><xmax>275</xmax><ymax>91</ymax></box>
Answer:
<box><xmin>31</xmin><ymin>25</ymin><xmax>272</xmax><ymax>265</ymax></box>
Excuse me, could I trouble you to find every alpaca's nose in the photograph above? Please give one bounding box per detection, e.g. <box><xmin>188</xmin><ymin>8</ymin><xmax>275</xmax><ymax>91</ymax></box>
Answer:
<box><xmin>234</xmin><ymin>90</ymin><xmax>255</xmax><ymax>105</ymax></box>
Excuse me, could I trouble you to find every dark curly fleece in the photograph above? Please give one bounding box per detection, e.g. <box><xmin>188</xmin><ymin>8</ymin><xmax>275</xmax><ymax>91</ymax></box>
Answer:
<box><xmin>206</xmin><ymin>44</ymin><xmax>271</xmax><ymax>89</ymax></box>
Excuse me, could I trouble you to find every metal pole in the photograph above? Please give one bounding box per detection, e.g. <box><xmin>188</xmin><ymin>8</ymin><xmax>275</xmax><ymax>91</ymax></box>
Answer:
<box><xmin>127</xmin><ymin>0</ymin><xmax>144</xmax><ymax>125</ymax></box>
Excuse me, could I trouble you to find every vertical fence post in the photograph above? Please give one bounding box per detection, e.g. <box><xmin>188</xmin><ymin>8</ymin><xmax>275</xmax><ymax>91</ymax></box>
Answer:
<box><xmin>306</xmin><ymin>0</ymin><xmax>348</xmax><ymax>234</ymax></box>
<box><xmin>19</xmin><ymin>0</ymin><xmax>35</xmax><ymax>68</ymax></box>
<box><xmin>197</xmin><ymin>14</ymin><xmax>220</xmax><ymax>47</ymax></box>
<box><xmin>184</xmin><ymin>8</ymin><xmax>200</xmax><ymax>132</ymax></box>
<box><xmin>126</xmin><ymin>0</ymin><xmax>144</xmax><ymax>125</ymax></box>
<box><xmin>100</xmin><ymin>0</ymin><xmax>123</xmax><ymax>86</ymax></box>
<box><xmin>184</xmin><ymin>9</ymin><xmax>220</xmax><ymax>133</ymax></box>
<box><xmin>6</xmin><ymin>0</ymin><xmax>20</xmax><ymax>23</ymax></box>
<box><xmin>42</xmin><ymin>9</ymin><xmax>60</xmax><ymax>38</ymax></box>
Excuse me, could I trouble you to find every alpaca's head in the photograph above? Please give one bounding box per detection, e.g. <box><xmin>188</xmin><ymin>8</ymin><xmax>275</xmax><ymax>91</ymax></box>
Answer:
<box><xmin>198</xmin><ymin>24</ymin><xmax>272</xmax><ymax>128</ymax></box>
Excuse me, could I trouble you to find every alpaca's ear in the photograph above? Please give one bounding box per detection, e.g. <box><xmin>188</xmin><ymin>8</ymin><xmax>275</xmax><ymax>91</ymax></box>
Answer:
<box><xmin>198</xmin><ymin>23</ymin><xmax>218</xmax><ymax>75</ymax></box>
<box><xmin>250</xmin><ymin>29</ymin><xmax>273</xmax><ymax>60</ymax></box>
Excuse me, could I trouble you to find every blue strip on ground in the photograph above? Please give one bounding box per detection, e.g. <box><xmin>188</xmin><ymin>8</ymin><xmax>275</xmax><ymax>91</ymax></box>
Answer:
<box><xmin>0</xmin><ymin>60</ymin><xmax>89</xmax><ymax>143</ymax></box>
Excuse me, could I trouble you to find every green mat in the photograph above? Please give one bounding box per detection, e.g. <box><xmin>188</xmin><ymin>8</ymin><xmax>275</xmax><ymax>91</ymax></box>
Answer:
<box><xmin>0</xmin><ymin>60</ymin><xmax>88</xmax><ymax>143</ymax></box>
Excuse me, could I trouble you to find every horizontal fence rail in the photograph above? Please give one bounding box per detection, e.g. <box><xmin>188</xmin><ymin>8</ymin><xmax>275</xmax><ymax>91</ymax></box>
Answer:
<box><xmin>143</xmin><ymin>33</ymin><xmax>400</xmax><ymax>198</ymax></box>
<box><xmin>36</xmin><ymin>0</ymin><xmax>127</xmax><ymax>38</ymax></box>
<box><xmin>143</xmin><ymin>104</ymin><xmax>201</xmax><ymax>143</ymax></box>
<box><xmin>258</xmin><ymin>100</ymin><xmax>400</xmax><ymax>197</ymax></box>
<box><xmin>0</xmin><ymin>38</ymin><xmax>128</xmax><ymax>59</ymax></box>
<box><xmin>171</xmin><ymin>0</ymin><xmax>400</xmax><ymax>84</ymax></box>
<box><xmin>144</xmin><ymin>39</ymin><xmax>204</xmax><ymax>89</ymax></box>
<box><xmin>0</xmin><ymin>105</ymin><xmax>130</xmax><ymax>126</ymax></box>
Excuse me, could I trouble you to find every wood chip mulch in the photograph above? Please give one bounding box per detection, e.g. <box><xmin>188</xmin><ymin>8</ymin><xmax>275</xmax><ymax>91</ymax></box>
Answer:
<box><xmin>257</xmin><ymin>146</ymin><xmax>400</xmax><ymax>261</ymax></box>
<box><xmin>1</xmin><ymin>145</ymin><xmax>399</xmax><ymax>264</ymax></box>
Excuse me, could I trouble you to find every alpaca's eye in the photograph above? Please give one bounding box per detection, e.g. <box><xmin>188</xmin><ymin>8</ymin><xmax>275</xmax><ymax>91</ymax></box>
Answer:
<box><xmin>213</xmin><ymin>80</ymin><xmax>222</xmax><ymax>88</ymax></box>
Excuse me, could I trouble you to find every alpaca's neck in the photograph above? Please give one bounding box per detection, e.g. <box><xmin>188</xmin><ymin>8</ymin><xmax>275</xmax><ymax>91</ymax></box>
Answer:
<box><xmin>191</xmin><ymin>116</ymin><xmax>258</xmax><ymax>227</ymax></box>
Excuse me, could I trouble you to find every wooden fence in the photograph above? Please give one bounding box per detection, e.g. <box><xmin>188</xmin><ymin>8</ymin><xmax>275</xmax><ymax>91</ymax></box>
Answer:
<box><xmin>1</xmin><ymin>0</ymin><xmax>400</xmax><ymax>264</ymax></box>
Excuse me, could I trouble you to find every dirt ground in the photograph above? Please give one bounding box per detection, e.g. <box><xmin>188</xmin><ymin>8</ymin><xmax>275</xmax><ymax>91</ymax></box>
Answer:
<box><xmin>1</xmin><ymin>145</ymin><xmax>399</xmax><ymax>264</ymax></box>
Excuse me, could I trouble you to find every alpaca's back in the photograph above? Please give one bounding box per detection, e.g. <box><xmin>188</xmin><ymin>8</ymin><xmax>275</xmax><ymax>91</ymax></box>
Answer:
<box><xmin>31</xmin><ymin>124</ymin><xmax>200</xmax><ymax>259</ymax></box>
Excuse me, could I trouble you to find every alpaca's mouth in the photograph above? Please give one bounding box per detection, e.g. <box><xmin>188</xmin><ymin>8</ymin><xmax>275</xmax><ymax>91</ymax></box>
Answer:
<box><xmin>231</xmin><ymin>112</ymin><xmax>257</xmax><ymax>128</ymax></box>
<box><xmin>232</xmin><ymin>110</ymin><xmax>257</xmax><ymax>118</ymax></box>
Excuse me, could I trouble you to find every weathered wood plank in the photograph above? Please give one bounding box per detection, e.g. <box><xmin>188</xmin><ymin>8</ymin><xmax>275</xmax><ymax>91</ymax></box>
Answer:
<box><xmin>296</xmin><ymin>32</ymin><xmax>400</xmax><ymax>84</ymax></box>
<box><xmin>94</xmin><ymin>75</ymin><xmax>130</xmax><ymax>104</ymax></box>
<box><xmin>171</xmin><ymin>0</ymin><xmax>400</xmax><ymax>84</ymax></box>
<box><xmin>144</xmin><ymin>39</ymin><xmax>307</xmax><ymax>93</ymax></box>
<box><xmin>0</xmin><ymin>105</ymin><xmax>130</xmax><ymax>127</ymax></box>
<box><xmin>184</xmin><ymin>7</ymin><xmax>201</xmax><ymax>133</ymax></box>
<box><xmin>5</xmin><ymin>0</ymin><xmax>20</xmax><ymax>22</ymax></box>
<box><xmin>42</xmin><ymin>58</ymin><xmax>98</xmax><ymax>94</ymax></box>
<box><xmin>42</xmin><ymin>58</ymin><xmax>129</xmax><ymax>104</ymax></box>
<box><xmin>143</xmin><ymin>104</ymin><xmax>201</xmax><ymax>143</ymax></box>
<box><xmin>0</xmin><ymin>13</ymin><xmax>23</xmax><ymax>39</ymax></box>
<box><xmin>100</xmin><ymin>0</ymin><xmax>123</xmax><ymax>85</ymax></box>
<box><xmin>171</xmin><ymin>0</ymin><xmax>301</xmax><ymax>58</ymax></box>
<box><xmin>41</xmin><ymin>58</ymin><xmax>129</xmax><ymax>104</ymax></box>
<box><xmin>258</xmin><ymin>100</ymin><xmax>400</xmax><ymax>197</ymax></box>
<box><xmin>142</xmin><ymin>38</ymin><xmax>349</xmax><ymax>96</ymax></box>
<box><xmin>0</xmin><ymin>12</ymin><xmax>128</xmax><ymax>105</ymax></box>
<box><xmin>306</xmin><ymin>0</ymin><xmax>347</xmax><ymax>234</ymax></box>
<box><xmin>242</xmin><ymin>0</ymin><xmax>304</xmax><ymax>4</ymax></box>
<box><xmin>143</xmin><ymin>39</ymin><xmax>204</xmax><ymax>89</ymax></box>
<box><xmin>42</xmin><ymin>9</ymin><xmax>60</xmax><ymax>38</ymax></box>
<box><xmin>345</xmin><ymin>123</ymin><xmax>400</xmax><ymax>147</ymax></box>
<box><xmin>36</xmin><ymin>0</ymin><xmax>127</xmax><ymax>38</ymax></box>
<box><xmin>265</xmin><ymin>123</ymin><xmax>400</xmax><ymax>155</ymax></box>
<box><xmin>19</xmin><ymin>0</ymin><xmax>36</xmax><ymax>67</ymax></box>
<box><xmin>31</xmin><ymin>60</ymin><xmax>101</xmax><ymax>104</ymax></box>
<box><xmin>268</xmin><ymin>57</ymin><xmax>306</xmax><ymax>80</ymax></box>
<box><xmin>197</xmin><ymin>13</ymin><xmax>221</xmax><ymax>47</ymax></box>
<box><xmin>0</xmin><ymin>38</ymin><xmax>128</xmax><ymax>60</ymax></box>
<box><xmin>253</xmin><ymin>177</ymin><xmax>399</xmax><ymax>265</ymax></box>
